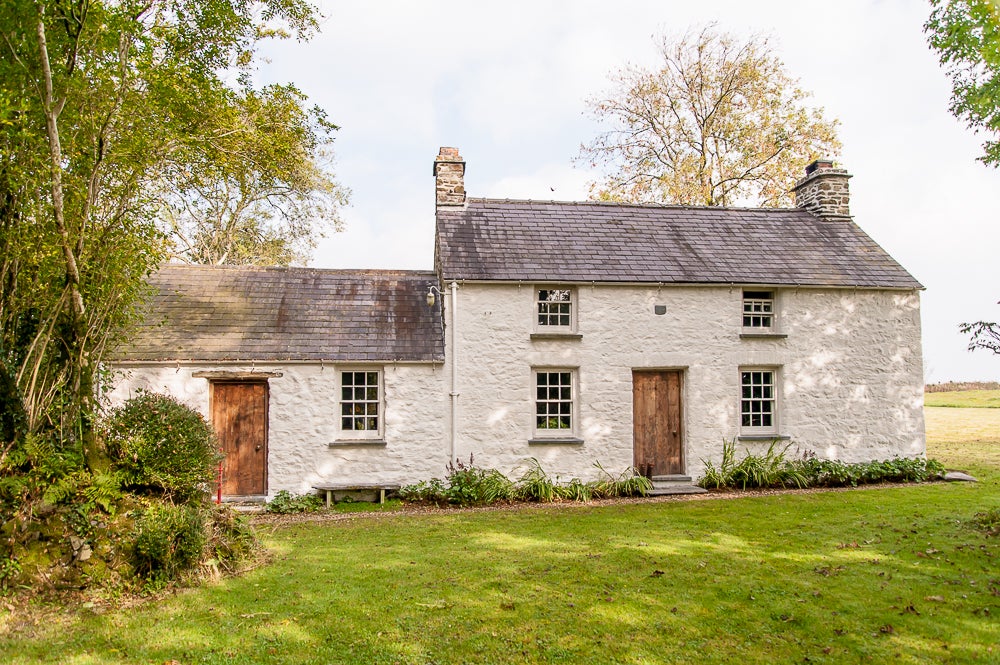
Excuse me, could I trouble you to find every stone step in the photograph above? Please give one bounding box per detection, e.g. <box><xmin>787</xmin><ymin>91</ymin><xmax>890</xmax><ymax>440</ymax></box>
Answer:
<box><xmin>646</xmin><ymin>485</ymin><xmax>708</xmax><ymax>496</ymax></box>
<box><xmin>651</xmin><ymin>475</ymin><xmax>694</xmax><ymax>483</ymax></box>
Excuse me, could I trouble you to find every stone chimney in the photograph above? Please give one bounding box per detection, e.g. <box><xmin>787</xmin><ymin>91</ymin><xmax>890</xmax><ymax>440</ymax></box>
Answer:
<box><xmin>792</xmin><ymin>159</ymin><xmax>851</xmax><ymax>219</ymax></box>
<box><xmin>434</xmin><ymin>147</ymin><xmax>466</xmax><ymax>207</ymax></box>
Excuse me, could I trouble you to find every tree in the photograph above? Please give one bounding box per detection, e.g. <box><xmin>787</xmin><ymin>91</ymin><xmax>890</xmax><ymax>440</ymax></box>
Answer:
<box><xmin>925</xmin><ymin>0</ymin><xmax>1000</xmax><ymax>167</ymax></box>
<box><xmin>0</xmin><ymin>0</ymin><xmax>324</xmax><ymax>470</ymax></box>
<box><xmin>960</xmin><ymin>305</ymin><xmax>1000</xmax><ymax>354</ymax></box>
<box><xmin>161</xmin><ymin>84</ymin><xmax>348</xmax><ymax>266</ymax></box>
<box><xmin>578</xmin><ymin>25</ymin><xmax>841</xmax><ymax>207</ymax></box>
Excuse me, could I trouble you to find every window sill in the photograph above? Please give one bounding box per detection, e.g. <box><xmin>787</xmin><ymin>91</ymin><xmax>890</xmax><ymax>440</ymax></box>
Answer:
<box><xmin>528</xmin><ymin>437</ymin><xmax>585</xmax><ymax>446</ymax></box>
<box><xmin>737</xmin><ymin>434</ymin><xmax>791</xmax><ymax>442</ymax></box>
<box><xmin>740</xmin><ymin>331</ymin><xmax>787</xmax><ymax>339</ymax></box>
<box><xmin>530</xmin><ymin>332</ymin><xmax>583</xmax><ymax>340</ymax></box>
<box><xmin>329</xmin><ymin>439</ymin><xmax>387</xmax><ymax>447</ymax></box>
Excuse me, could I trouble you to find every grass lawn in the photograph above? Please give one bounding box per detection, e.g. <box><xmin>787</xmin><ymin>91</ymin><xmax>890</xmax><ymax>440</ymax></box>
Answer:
<box><xmin>924</xmin><ymin>389</ymin><xmax>1000</xmax><ymax>409</ymax></box>
<box><xmin>2</xmin><ymin>410</ymin><xmax>999</xmax><ymax>664</ymax></box>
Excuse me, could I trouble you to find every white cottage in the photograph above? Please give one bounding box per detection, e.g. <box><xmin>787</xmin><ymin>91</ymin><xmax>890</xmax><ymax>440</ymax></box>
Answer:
<box><xmin>107</xmin><ymin>269</ymin><xmax>448</xmax><ymax>499</ymax></box>
<box><xmin>108</xmin><ymin>148</ymin><xmax>925</xmax><ymax>499</ymax></box>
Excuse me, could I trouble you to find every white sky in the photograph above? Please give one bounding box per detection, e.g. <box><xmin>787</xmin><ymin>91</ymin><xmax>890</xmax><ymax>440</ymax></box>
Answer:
<box><xmin>257</xmin><ymin>0</ymin><xmax>1000</xmax><ymax>383</ymax></box>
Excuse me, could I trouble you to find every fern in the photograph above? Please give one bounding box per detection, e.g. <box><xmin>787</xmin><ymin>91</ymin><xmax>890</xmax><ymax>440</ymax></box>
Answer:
<box><xmin>83</xmin><ymin>470</ymin><xmax>124</xmax><ymax>514</ymax></box>
<box><xmin>41</xmin><ymin>471</ymin><xmax>85</xmax><ymax>506</ymax></box>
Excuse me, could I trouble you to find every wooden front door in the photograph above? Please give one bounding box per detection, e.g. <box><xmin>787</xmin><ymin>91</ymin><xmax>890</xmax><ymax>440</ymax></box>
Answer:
<box><xmin>211</xmin><ymin>381</ymin><xmax>268</xmax><ymax>496</ymax></box>
<box><xmin>632</xmin><ymin>370</ymin><xmax>683</xmax><ymax>477</ymax></box>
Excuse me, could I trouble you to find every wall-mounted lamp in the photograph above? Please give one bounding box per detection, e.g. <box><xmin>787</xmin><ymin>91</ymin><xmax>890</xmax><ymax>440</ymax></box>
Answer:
<box><xmin>426</xmin><ymin>285</ymin><xmax>443</xmax><ymax>307</ymax></box>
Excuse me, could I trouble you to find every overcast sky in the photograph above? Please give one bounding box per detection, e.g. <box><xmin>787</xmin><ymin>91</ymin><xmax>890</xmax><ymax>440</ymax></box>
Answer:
<box><xmin>257</xmin><ymin>0</ymin><xmax>1000</xmax><ymax>383</ymax></box>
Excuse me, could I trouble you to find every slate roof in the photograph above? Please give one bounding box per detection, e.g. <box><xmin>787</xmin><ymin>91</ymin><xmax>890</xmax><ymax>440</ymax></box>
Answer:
<box><xmin>116</xmin><ymin>265</ymin><xmax>445</xmax><ymax>363</ymax></box>
<box><xmin>435</xmin><ymin>199</ymin><xmax>922</xmax><ymax>289</ymax></box>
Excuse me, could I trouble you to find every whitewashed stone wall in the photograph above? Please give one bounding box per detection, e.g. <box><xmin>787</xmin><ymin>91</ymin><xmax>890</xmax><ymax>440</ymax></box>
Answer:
<box><xmin>106</xmin><ymin>284</ymin><xmax>924</xmax><ymax>491</ymax></box>
<box><xmin>104</xmin><ymin>362</ymin><xmax>448</xmax><ymax>497</ymax></box>
<box><xmin>445</xmin><ymin>283</ymin><xmax>925</xmax><ymax>482</ymax></box>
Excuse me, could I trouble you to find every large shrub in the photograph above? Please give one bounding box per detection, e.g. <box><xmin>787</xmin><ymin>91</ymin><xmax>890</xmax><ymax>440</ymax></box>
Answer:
<box><xmin>129</xmin><ymin>502</ymin><xmax>207</xmax><ymax>581</ymax></box>
<box><xmin>104</xmin><ymin>392</ymin><xmax>221</xmax><ymax>500</ymax></box>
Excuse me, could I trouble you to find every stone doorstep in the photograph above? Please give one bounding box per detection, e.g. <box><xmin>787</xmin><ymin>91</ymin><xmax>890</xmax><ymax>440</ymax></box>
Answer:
<box><xmin>647</xmin><ymin>485</ymin><xmax>708</xmax><ymax>496</ymax></box>
<box><xmin>647</xmin><ymin>474</ymin><xmax>707</xmax><ymax>496</ymax></box>
<box><xmin>651</xmin><ymin>475</ymin><xmax>694</xmax><ymax>484</ymax></box>
<box><xmin>221</xmin><ymin>495</ymin><xmax>267</xmax><ymax>512</ymax></box>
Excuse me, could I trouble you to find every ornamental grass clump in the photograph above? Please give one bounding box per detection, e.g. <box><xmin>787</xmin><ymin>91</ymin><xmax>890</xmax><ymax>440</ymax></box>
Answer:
<box><xmin>700</xmin><ymin>440</ymin><xmax>946</xmax><ymax>490</ymax></box>
<box><xmin>399</xmin><ymin>458</ymin><xmax>650</xmax><ymax>505</ymax></box>
<box><xmin>514</xmin><ymin>458</ymin><xmax>559</xmax><ymax>502</ymax></box>
<box><xmin>591</xmin><ymin>461</ymin><xmax>652</xmax><ymax>498</ymax></box>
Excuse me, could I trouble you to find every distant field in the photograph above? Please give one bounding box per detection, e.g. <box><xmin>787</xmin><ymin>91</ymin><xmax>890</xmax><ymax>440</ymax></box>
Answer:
<box><xmin>924</xmin><ymin>389</ymin><xmax>1000</xmax><ymax>408</ymax></box>
<box><xmin>925</xmin><ymin>405</ymin><xmax>1000</xmax><ymax>472</ymax></box>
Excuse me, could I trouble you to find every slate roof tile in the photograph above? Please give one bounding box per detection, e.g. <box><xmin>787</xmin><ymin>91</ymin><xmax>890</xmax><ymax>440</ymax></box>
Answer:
<box><xmin>436</xmin><ymin>199</ymin><xmax>921</xmax><ymax>289</ymax></box>
<box><xmin>115</xmin><ymin>265</ymin><xmax>445</xmax><ymax>363</ymax></box>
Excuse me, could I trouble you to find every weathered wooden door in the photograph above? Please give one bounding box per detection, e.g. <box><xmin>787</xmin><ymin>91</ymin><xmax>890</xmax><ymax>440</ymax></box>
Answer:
<box><xmin>632</xmin><ymin>370</ymin><xmax>683</xmax><ymax>477</ymax></box>
<box><xmin>211</xmin><ymin>381</ymin><xmax>268</xmax><ymax>496</ymax></box>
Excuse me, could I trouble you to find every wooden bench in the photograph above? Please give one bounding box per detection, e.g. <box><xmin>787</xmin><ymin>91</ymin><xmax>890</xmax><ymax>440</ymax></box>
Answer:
<box><xmin>312</xmin><ymin>484</ymin><xmax>401</xmax><ymax>507</ymax></box>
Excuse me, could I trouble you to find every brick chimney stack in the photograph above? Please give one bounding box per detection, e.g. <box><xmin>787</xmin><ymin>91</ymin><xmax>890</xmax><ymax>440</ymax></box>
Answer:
<box><xmin>434</xmin><ymin>147</ymin><xmax>466</xmax><ymax>207</ymax></box>
<box><xmin>792</xmin><ymin>159</ymin><xmax>852</xmax><ymax>219</ymax></box>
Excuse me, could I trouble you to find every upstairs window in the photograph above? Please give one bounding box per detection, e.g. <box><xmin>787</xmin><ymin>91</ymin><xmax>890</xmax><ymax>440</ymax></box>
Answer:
<box><xmin>537</xmin><ymin>288</ymin><xmax>573</xmax><ymax>328</ymax></box>
<box><xmin>742</xmin><ymin>290</ymin><xmax>774</xmax><ymax>329</ymax></box>
<box><xmin>740</xmin><ymin>369</ymin><xmax>776</xmax><ymax>432</ymax></box>
<box><xmin>535</xmin><ymin>370</ymin><xmax>574</xmax><ymax>433</ymax></box>
<box><xmin>340</xmin><ymin>370</ymin><xmax>382</xmax><ymax>436</ymax></box>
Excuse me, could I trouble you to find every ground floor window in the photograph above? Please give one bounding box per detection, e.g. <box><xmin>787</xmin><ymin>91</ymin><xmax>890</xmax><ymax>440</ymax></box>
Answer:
<box><xmin>340</xmin><ymin>370</ymin><xmax>382</xmax><ymax>437</ymax></box>
<box><xmin>535</xmin><ymin>369</ymin><xmax>575</xmax><ymax>434</ymax></box>
<box><xmin>740</xmin><ymin>369</ymin><xmax>776</xmax><ymax>432</ymax></box>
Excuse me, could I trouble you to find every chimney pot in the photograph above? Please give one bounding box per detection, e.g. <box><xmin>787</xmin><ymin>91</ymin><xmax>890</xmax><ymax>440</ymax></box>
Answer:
<box><xmin>805</xmin><ymin>158</ymin><xmax>834</xmax><ymax>175</ymax></box>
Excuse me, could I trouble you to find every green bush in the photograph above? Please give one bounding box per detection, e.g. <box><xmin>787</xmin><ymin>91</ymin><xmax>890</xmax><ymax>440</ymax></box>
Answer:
<box><xmin>398</xmin><ymin>478</ymin><xmax>448</xmax><ymax>505</ymax></box>
<box><xmin>104</xmin><ymin>392</ymin><xmax>221</xmax><ymax>500</ymax></box>
<box><xmin>129</xmin><ymin>502</ymin><xmax>207</xmax><ymax>581</ymax></box>
<box><xmin>400</xmin><ymin>456</ymin><xmax>515</xmax><ymax>506</ymax></box>
<box><xmin>445</xmin><ymin>456</ymin><xmax>516</xmax><ymax>505</ymax></box>
<box><xmin>207</xmin><ymin>506</ymin><xmax>260</xmax><ymax>572</ymax></box>
<box><xmin>265</xmin><ymin>490</ymin><xmax>324</xmax><ymax>514</ymax></box>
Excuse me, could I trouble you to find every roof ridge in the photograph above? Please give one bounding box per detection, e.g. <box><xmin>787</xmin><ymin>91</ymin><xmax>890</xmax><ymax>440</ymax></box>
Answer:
<box><xmin>466</xmin><ymin>196</ymin><xmax>802</xmax><ymax>213</ymax></box>
<box><xmin>158</xmin><ymin>264</ymin><xmax>436</xmax><ymax>277</ymax></box>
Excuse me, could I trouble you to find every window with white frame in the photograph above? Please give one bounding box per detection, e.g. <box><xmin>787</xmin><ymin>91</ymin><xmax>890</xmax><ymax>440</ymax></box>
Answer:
<box><xmin>535</xmin><ymin>370</ymin><xmax>575</xmax><ymax>434</ymax></box>
<box><xmin>742</xmin><ymin>290</ymin><xmax>774</xmax><ymax>329</ymax></box>
<box><xmin>536</xmin><ymin>288</ymin><xmax>574</xmax><ymax>328</ymax></box>
<box><xmin>740</xmin><ymin>369</ymin><xmax>777</xmax><ymax>432</ymax></box>
<box><xmin>340</xmin><ymin>370</ymin><xmax>382</xmax><ymax>437</ymax></box>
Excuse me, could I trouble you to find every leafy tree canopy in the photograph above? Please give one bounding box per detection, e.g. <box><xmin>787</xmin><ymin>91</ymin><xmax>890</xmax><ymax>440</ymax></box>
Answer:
<box><xmin>0</xmin><ymin>0</ymin><xmax>326</xmax><ymax>463</ymax></box>
<box><xmin>578</xmin><ymin>25</ymin><xmax>841</xmax><ymax>207</ymax></box>
<box><xmin>925</xmin><ymin>0</ymin><xmax>1000</xmax><ymax>167</ymax></box>
<box><xmin>161</xmin><ymin>83</ymin><xmax>349</xmax><ymax>267</ymax></box>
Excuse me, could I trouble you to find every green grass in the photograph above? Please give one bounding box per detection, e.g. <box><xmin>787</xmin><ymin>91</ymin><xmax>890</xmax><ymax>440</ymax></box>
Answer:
<box><xmin>924</xmin><ymin>389</ymin><xmax>1000</xmax><ymax>408</ymax></box>
<box><xmin>2</xmin><ymin>409</ymin><xmax>999</xmax><ymax>664</ymax></box>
